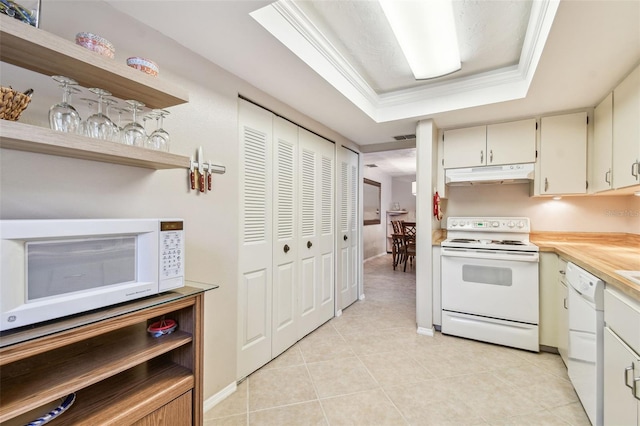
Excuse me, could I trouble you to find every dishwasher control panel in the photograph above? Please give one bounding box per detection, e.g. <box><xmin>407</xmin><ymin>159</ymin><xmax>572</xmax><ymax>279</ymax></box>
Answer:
<box><xmin>566</xmin><ymin>262</ymin><xmax>604</xmax><ymax>307</ymax></box>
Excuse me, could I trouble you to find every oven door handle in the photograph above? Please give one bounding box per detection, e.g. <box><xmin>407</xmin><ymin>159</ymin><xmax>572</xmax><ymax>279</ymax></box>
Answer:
<box><xmin>441</xmin><ymin>247</ymin><xmax>539</xmax><ymax>262</ymax></box>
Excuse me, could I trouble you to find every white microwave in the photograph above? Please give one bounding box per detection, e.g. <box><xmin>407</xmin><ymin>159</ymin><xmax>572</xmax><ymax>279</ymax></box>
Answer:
<box><xmin>0</xmin><ymin>218</ymin><xmax>184</xmax><ymax>331</ymax></box>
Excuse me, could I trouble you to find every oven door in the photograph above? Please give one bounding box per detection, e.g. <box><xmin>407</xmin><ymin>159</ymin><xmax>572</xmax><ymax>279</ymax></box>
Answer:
<box><xmin>441</xmin><ymin>247</ymin><xmax>539</xmax><ymax>324</ymax></box>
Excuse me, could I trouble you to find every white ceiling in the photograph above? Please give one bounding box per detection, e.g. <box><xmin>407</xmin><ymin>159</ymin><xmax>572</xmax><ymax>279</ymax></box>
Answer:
<box><xmin>25</xmin><ymin>1</ymin><xmax>638</xmax><ymax>176</ymax></box>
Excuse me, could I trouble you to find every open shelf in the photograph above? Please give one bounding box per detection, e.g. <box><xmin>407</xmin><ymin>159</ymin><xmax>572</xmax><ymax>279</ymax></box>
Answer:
<box><xmin>0</xmin><ymin>120</ymin><xmax>190</xmax><ymax>169</ymax></box>
<box><xmin>0</xmin><ymin>323</ymin><xmax>192</xmax><ymax>422</ymax></box>
<box><xmin>51</xmin><ymin>360</ymin><xmax>193</xmax><ymax>425</ymax></box>
<box><xmin>0</xmin><ymin>15</ymin><xmax>188</xmax><ymax>109</ymax></box>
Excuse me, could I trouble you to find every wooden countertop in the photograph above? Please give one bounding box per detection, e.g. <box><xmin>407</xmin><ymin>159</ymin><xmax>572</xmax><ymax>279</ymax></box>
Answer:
<box><xmin>530</xmin><ymin>232</ymin><xmax>640</xmax><ymax>301</ymax></box>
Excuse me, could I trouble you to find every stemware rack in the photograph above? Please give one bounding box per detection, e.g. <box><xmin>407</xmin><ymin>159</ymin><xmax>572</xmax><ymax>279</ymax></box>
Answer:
<box><xmin>0</xmin><ymin>14</ymin><xmax>227</xmax><ymax>178</ymax></box>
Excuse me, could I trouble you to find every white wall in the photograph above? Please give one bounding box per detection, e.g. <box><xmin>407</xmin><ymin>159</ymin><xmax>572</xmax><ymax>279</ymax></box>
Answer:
<box><xmin>391</xmin><ymin>176</ymin><xmax>417</xmax><ymax>217</ymax></box>
<box><xmin>0</xmin><ymin>1</ymin><xmax>359</xmax><ymax>402</ymax></box>
<box><xmin>363</xmin><ymin>167</ymin><xmax>392</xmax><ymax>260</ymax></box>
<box><xmin>444</xmin><ymin>184</ymin><xmax>640</xmax><ymax>234</ymax></box>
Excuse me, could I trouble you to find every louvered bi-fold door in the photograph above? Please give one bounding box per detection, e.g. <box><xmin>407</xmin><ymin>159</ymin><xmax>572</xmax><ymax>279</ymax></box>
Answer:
<box><xmin>338</xmin><ymin>147</ymin><xmax>359</xmax><ymax>311</ymax></box>
<box><xmin>237</xmin><ymin>100</ymin><xmax>273</xmax><ymax>378</ymax></box>
<box><xmin>272</xmin><ymin>117</ymin><xmax>299</xmax><ymax>357</ymax></box>
<box><xmin>297</xmin><ymin>129</ymin><xmax>335</xmax><ymax>338</ymax></box>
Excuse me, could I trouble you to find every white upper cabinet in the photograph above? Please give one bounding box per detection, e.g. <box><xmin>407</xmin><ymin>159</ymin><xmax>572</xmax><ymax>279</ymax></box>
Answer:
<box><xmin>486</xmin><ymin>119</ymin><xmax>537</xmax><ymax>166</ymax></box>
<box><xmin>539</xmin><ymin>112</ymin><xmax>588</xmax><ymax>195</ymax></box>
<box><xmin>592</xmin><ymin>93</ymin><xmax>614</xmax><ymax>193</ymax></box>
<box><xmin>443</xmin><ymin>119</ymin><xmax>536</xmax><ymax>169</ymax></box>
<box><xmin>442</xmin><ymin>125</ymin><xmax>486</xmax><ymax>169</ymax></box>
<box><xmin>612</xmin><ymin>64</ymin><xmax>640</xmax><ymax>189</ymax></box>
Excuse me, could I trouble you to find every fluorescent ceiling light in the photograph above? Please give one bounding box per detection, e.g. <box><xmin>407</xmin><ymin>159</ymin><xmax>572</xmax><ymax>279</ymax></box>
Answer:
<box><xmin>379</xmin><ymin>0</ymin><xmax>461</xmax><ymax>80</ymax></box>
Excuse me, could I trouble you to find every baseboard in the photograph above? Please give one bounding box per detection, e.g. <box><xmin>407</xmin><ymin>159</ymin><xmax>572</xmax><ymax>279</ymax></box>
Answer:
<box><xmin>336</xmin><ymin>309</ymin><xmax>343</xmax><ymax>317</ymax></box>
<box><xmin>540</xmin><ymin>344</ymin><xmax>559</xmax><ymax>354</ymax></box>
<box><xmin>417</xmin><ymin>326</ymin><xmax>435</xmax><ymax>336</ymax></box>
<box><xmin>359</xmin><ymin>293</ymin><xmax>366</xmax><ymax>300</ymax></box>
<box><xmin>203</xmin><ymin>381</ymin><xmax>237</xmax><ymax>413</ymax></box>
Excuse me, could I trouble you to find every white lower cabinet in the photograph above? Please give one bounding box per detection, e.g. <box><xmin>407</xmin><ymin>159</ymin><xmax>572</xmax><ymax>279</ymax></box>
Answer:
<box><xmin>432</xmin><ymin>246</ymin><xmax>441</xmax><ymax>328</ymax></box>
<box><xmin>539</xmin><ymin>252</ymin><xmax>558</xmax><ymax>348</ymax></box>
<box><xmin>558</xmin><ymin>258</ymin><xmax>569</xmax><ymax>364</ymax></box>
<box><xmin>604</xmin><ymin>287</ymin><xmax>640</xmax><ymax>425</ymax></box>
<box><xmin>237</xmin><ymin>99</ymin><xmax>337</xmax><ymax>377</ymax></box>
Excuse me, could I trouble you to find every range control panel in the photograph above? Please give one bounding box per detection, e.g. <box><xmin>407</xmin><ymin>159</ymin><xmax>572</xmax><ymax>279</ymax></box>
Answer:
<box><xmin>446</xmin><ymin>217</ymin><xmax>530</xmax><ymax>232</ymax></box>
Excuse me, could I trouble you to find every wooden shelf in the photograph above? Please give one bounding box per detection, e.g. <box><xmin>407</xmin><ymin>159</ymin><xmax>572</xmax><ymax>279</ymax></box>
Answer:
<box><xmin>53</xmin><ymin>360</ymin><xmax>194</xmax><ymax>425</ymax></box>
<box><xmin>0</xmin><ymin>120</ymin><xmax>190</xmax><ymax>169</ymax></box>
<box><xmin>0</xmin><ymin>322</ymin><xmax>192</xmax><ymax>422</ymax></box>
<box><xmin>0</xmin><ymin>15</ymin><xmax>188</xmax><ymax>109</ymax></box>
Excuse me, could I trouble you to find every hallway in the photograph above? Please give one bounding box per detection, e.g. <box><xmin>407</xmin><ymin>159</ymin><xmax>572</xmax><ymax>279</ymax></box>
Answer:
<box><xmin>205</xmin><ymin>254</ymin><xmax>589</xmax><ymax>425</ymax></box>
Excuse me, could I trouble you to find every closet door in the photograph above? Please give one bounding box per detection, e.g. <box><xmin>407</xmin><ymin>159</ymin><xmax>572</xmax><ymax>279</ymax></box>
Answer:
<box><xmin>272</xmin><ymin>117</ymin><xmax>299</xmax><ymax>357</ymax></box>
<box><xmin>237</xmin><ymin>100</ymin><xmax>273</xmax><ymax>378</ymax></box>
<box><xmin>338</xmin><ymin>147</ymin><xmax>359</xmax><ymax>311</ymax></box>
<box><xmin>297</xmin><ymin>129</ymin><xmax>335</xmax><ymax>338</ymax></box>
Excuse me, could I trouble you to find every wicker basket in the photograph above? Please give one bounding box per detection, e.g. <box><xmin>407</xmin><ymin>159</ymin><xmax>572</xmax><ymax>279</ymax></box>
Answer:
<box><xmin>0</xmin><ymin>86</ymin><xmax>32</xmax><ymax>121</ymax></box>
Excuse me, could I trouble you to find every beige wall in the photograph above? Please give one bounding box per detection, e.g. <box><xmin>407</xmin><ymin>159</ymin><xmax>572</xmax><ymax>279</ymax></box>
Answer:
<box><xmin>363</xmin><ymin>167</ymin><xmax>392</xmax><ymax>260</ymax></box>
<box><xmin>0</xmin><ymin>1</ymin><xmax>357</xmax><ymax>402</ymax></box>
<box><xmin>444</xmin><ymin>184</ymin><xmax>640</xmax><ymax>234</ymax></box>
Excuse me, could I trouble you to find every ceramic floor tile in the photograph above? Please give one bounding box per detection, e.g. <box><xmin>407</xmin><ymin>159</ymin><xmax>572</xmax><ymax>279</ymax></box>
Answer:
<box><xmin>248</xmin><ymin>365</ymin><xmax>317</xmax><ymax>411</ymax></box>
<box><xmin>261</xmin><ymin>344</ymin><xmax>305</xmax><ymax>370</ymax></box>
<box><xmin>299</xmin><ymin>335</ymin><xmax>356</xmax><ymax>364</ymax></box>
<box><xmin>248</xmin><ymin>401</ymin><xmax>327</xmax><ymax>425</ymax></box>
<box><xmin>204</xmin><ymin>414</ymin><xmax>248</xmax><ymax>426</ymax></box>
<box><xmin>487</xmin><ymin>410</ymin><xmax>571</xmax><ymax>425</ymax></box>
<box><xmin>339</xmin><ymin>329</ymin><xmax>405</xmax><ymax>356</ymax></box>
<box><xmin>320</xmin><ymin>389</ymin><xmax>407</xmax><ymax>426</ymax></box>
<box><xmin>385</xmin><ymin>380</ymin><xmax>483</xmax><ymax>425</ymax></box>
<box><xmin>205</xmin><ymin>380</ymin><xmax>248</xmax><ymax>419</ymax></box>
<box><xmin>548</xmin><ymin>402</ymin><xmax>592</xmax><ymax>425</ymax></box>
<box><xmin>306</xmin><ymin>356</ymin><xmax>379</xmax><ymax>398</ymax></box>
<box><xmin>360</xmin><ymin>350</ymin><xmax>434</xmax><ymax>387</ymax></box>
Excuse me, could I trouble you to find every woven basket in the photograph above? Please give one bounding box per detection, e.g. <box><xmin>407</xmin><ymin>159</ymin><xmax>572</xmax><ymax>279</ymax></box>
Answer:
<box><xmin>0</xmin><ymin>86</ymin><xmax>32</xmax><ymax>121</ymax></box>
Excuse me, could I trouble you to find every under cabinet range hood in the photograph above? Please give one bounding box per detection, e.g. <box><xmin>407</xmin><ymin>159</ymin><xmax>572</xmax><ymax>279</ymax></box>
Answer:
<box><xmin>445</xmin><ymin>163</ymin><xmax>535</xmax><ymax>186</ymax></box>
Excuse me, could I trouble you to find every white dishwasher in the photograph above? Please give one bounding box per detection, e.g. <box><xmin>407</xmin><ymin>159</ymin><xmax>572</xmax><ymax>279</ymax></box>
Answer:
<box><xmin>567</xmin><ymin>262</ymin><xmax>604</xmax><ymax>426</ymax></box>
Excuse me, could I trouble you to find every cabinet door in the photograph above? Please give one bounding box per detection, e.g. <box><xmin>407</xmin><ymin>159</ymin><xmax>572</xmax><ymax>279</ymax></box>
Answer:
<box><xmin>486</xmin><ymin>119</ymin><xmax>537</xmax><ymax>166</ymax></box>
<box><xmin>132</xmin><ymin>391</ymin><xmax>192</xmax><ymax>426</ymax></box>
<box><xmin>338</xmin><ymin>147</ymin><xmax>359</xmax><ymax>311</ymax></box>
<box><xmin>604</xmin><ymin>328</ymin><xmax>640</xmax><ymax>426</ymax></box>
<box><xmin>443</xmin><ymin>125</ymin><xmax>487</xmax><ymax>169</ymax></box>
<box><xmin>272</xmin><ymin>117</ymin><xmax>299</xmax><ymax>357</ymax></box>
<box><xmin>297</xmin><ymin>129</ymin><xmax>335</xmax><ymax>338</ymax></box>
<box><xmin>237</xmin><ymin>99</ymin><xmax>273</xmax><ymax>378</ymax></box>
<box><xmin>613</xmin><ymin>64</ymin><xmax>640</xmax><ymax>189</ymax></box>
<box><xmin>539</xmin><ymin>112</ymin><xmax>587</xmax><ymax>195</ymax></box>
<box><xmin>592</xmin><ymin>93</ymin><xmax>613</xmax><ymax>193</ymax></box>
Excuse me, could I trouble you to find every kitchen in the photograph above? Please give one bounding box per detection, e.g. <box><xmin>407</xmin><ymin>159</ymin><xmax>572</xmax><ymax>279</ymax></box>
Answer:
<box><xmin>0</xmin><ymin>0</ymin><xmax>639</xmax><ymax>425</ymax></box>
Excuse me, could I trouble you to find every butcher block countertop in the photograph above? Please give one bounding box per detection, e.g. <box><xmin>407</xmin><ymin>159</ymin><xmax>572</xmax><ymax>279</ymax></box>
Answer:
<box><xmin>530</xmin><ymin>232</ymin><xmax>640</xmax><ymax>301</ymax></box>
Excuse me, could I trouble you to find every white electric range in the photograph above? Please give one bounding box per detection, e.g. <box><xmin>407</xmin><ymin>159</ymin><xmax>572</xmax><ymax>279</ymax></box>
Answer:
<box><xmin>440</xmin><ymin>217</ymin><xmax>540</xmax><ymax>352</ymax></box>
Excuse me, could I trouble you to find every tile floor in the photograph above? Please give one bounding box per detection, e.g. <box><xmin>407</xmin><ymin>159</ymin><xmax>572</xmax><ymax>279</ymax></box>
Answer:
<box><xmin>204</xmin><ymin>254</ymin><xmax>591</xmax><ymax>425</ymax></box>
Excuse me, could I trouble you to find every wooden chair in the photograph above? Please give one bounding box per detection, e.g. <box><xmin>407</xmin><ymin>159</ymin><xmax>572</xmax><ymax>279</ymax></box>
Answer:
<box><xmin>390</xmin><ymin>220</ymin><xmax>405</xmax><ymax>269</ymax></box>
<box><xmin>401</xmin><ymin>221</ymin><xmax>416</xmax><ymax>271</ymax></box>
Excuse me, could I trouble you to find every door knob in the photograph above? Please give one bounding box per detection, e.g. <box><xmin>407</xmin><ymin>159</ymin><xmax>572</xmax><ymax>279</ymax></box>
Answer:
<box><xmin>283</xmin><ymin>244</ymin><xmax>290</xmax><ymax>253</ymax></box>
<box><xmin>343</xmin><ymin>235</ymin><xmax>348</xmax><ymax>241</ymax></box>
<box><xmin>307</xmin><ymin>241</ymin><xmax>312</xmax><ymax>249</ymax></box>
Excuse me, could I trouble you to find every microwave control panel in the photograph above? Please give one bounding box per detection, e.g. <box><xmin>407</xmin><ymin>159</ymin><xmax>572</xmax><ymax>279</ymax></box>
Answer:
<box><xmin>159</xmin><ymin>220</ymin><xmax>184</xmax><ymax>291</ymax></box>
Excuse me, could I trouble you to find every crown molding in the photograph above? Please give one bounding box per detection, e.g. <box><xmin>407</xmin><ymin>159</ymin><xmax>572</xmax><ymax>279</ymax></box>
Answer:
<box><xmin>251</xmin><ymin>0</ymin><xmax>559</xmax><ymax>123</ymax></box>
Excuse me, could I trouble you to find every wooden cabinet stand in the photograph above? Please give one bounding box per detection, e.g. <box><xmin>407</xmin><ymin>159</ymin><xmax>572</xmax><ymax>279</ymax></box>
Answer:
<box><xmin>0</xmin><ymin>285</ymin><xmax>214</xmax><ymax>425</ymax></box>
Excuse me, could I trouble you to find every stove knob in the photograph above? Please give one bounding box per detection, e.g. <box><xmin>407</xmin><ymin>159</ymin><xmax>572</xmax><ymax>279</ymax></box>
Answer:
<box><xmin>517</xmin><ymin>221</ymin><xmax>524</xmax><ymax>228</ymax></box>
<box><xmin>451</xmin><ymin>220</ymin><xmax>458</xmax><ymax>227</ymax></box>
<box><xmin>492</xmin><ymin>221</ymin><xmax>499</xmax><ymax>228</ymax></box>
<box><xmin>507</xmin><ymin>221</ymin><xmax>515</xmax><ymax>228</ymax></box>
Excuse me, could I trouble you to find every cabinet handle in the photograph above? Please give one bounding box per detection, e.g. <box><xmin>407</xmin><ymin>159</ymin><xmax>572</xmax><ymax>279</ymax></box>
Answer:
<box><xmin>559</xmin><ymin>270</ymin><xmax>566</xmax><ymax>275</ymax></box>
<box><xmin>634</xmin><ymin>377</ymin><xmax>640</xmax><ymax>401</ymax></box>
<box><xmin>563</xmin><ymin>298</ymin><xmax>567</xmax><ymax>310</ymax></box>
<box><xmin>489</xmin><ymin>150</ymin><xmax>493</xmax><ymax>163</ymax></box>
<box><xmin>625</xmin><ymin>364</ymin><xmax>634</xmax><ymax>390</ymax></box>
<box><xmin>633</xmin><ymin>161</ymin><xmax>640</xmax><ymax>179</ymax></box>
<box><xmin>544</xmin><ymin>178</ymin><xmax>549</xmax><ymax>192</ymax></box>
<box><xmin>283</xmin><ymin>244</ymin><xmax>290</xmax><ymax>253</ymax></box>
<box><xmin>480</xmin><ymin>150</ymin><xmax>484</xmax><ymax>164</ymax></box>
<box><xmin>307</xmin><ymin>241</ymin><xmax>312</xmax><ymax>249</ymax></box>
<box><xmin>605</xmin><ymin>169</ymin><xmax>611</xmax><ymax>185</ymax></box>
